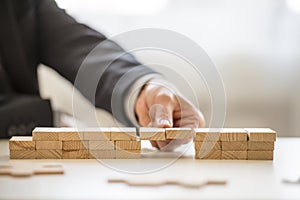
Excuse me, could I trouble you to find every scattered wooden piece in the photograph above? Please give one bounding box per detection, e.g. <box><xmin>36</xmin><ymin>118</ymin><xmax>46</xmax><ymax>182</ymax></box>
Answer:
<box><xmin>36</xmin><ymin>141</ymin><xmax>62</xmax><ymax>150</ymax></box>
<box><xmin>194</xmin><ymin>128</ymin><xmax>221</xmax><ymax>141</ymax></box>
<box><xmin>244</xmin><ymin>128</ymin><xmax>276</xmax><ymax>141</ymax></box>
<box><xmin>165</xmin><ymin>128</ymin><xmax>193</xmax><ymax>139</ymax></box>
<box><xmin>0</xmin><ymin>163</ymin><xmax>64</xmax><ymax>177</ymax></box>
<box><xmin>115</xmin><ymin>141</ymin><xmax>141</xmax><ymax>150</ymax></box>
<box><xmin>108</xmin><ymin>178</ymin><xmax>227</xmax><ymax>188</ymax></box>
<box><xmin>221</xmin><ymin>151</ymin><xmax>247</xmax><ymax>160</ymax></box>
<box><xmin>62</xmin><ymin>150</ymin><xmax>89</xmax><ymax>159</ymax></box>
<box><xmin>9</xmin><ymin>136</ymin><xmax>35</xmax><ymax>150</ymax></box>
<box><xmin>89</xmin><ymin>150</ymin><xmax>116</xmax><ymax>159</ymax></box>
<box><xmin>220</xmin><ymin>128</ymin><xmax>248</xmax><ymax>141</ymax></box>
<box><xmin>83</xmin><ymin>127</ymin><xmax>110</xmax><ymax>140</ymax></box>
<box><xmin>194</xmin><ymin>141</ymin><xmax>221</xmax><ymax>151</ymax></box>
<box><xmin>62</xmin><ymin>141</ymin><xmax>89</xmax><ymax>150</ymax></box>
<box><xmin>116</xmin><ymin>150</ymin><xmax>141</xmax><ymax>159</ymax></box>
<box><xmin>247</xmin><ymin>141</ymin><xmax>274</xmax><ymax>150</ymax></box>
<box><xmin>10</xmin><ymin>150</ymin><xmax>36</xmax><ymax>159</ymax></box>
<box><xmin>195</xmin><ymin>150</ymin><xmax>221</xmax><ymax>159</ymax></box>
<box><xmin>32</xmin><ymin>127</ymin><xmax>59</xmax><ymax>141</ymax></box>
<box><xmin>139</xmin><ymin>127</ymin><xmax>166</xmax><ymax>140</ymax></box>
<box><xmin>36</xmin><ymin>150</ymin><xmax>62</xmax><ymax>159</ymax></box>
<box><xmin>247</xmin><ymin>151</ymin><xmax>273</xmax><ymax>160</ymax></box>
<box><xmin>89</xmin><ymin>140</ymin><xmax>115</xmax><ymax>150</ymax></box>
<box><xmin>111</xmin><ymin>127</ymin><xmax>137</xmax><ymax>141</ymax></box>
<box><xmin>221</xmin><ymin>141</ymin><xmax>248</xmax><ymax>151</ymax></box>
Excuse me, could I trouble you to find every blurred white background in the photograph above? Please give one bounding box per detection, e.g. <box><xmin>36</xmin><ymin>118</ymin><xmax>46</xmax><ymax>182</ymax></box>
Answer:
<box><xmin>39</xmin><ymin>0</ymin><xmax>300</xmax><ymax>136</ymax></box>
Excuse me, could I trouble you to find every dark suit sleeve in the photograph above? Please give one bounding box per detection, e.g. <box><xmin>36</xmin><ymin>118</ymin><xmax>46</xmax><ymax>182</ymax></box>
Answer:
<box><xmin>35</xmin><ymin>0</ymin><xmax>157</xmax><ymax>125</ymax></box>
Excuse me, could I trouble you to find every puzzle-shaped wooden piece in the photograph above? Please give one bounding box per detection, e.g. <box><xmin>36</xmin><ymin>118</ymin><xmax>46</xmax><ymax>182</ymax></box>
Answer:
<box><xmin>0</xmin><ymin>163</ymin><xmax>64</xmax><ymax>177</ymax></box>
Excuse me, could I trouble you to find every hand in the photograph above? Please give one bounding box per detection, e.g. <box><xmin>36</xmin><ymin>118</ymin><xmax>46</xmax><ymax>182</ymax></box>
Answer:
<box><xmin>135</xmin><ymin>79</ymin><xmax>205</xmax><ymax>151</ymax></box>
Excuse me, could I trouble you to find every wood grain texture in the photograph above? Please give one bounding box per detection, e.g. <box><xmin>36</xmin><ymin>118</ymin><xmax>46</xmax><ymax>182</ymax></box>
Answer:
<box><xmin>116</xmin><ymin>150</ymin><xmax>141</xmax><ymax>159</ymax></box>
<box><xmin>221</xmin><ymin>151</ymin><xmax>247</xmax><ymax>160</ymax></box>
<box><xmin>10</xmin><ymin>150</ymin><xmax>36</xmax><ymax>159</ymax></box>
<box><xmin>195</xmin><ymin>150</ymin><xmax>221</xmax><ymax>159</ymax></box>
<box><xmin>247</xmin><ymin>151</ymin><xmax>273</xmax><ymax>160</ymax></box>
<box><xmin>83</xmin><ymin>127</ymin><xmax>110</xmax><ymax>140</ymax></box>
<box><xmin>221</xmin><ymin>141</ymin><xmax>248</xmax><ymax>151</ymax></box>
<box><xmin>194</xmin><ymin>141</ymin><xmax>221</xmax><ymax>151</ymax></box>
<box><xmin>89</xmin><ymin>141</ymin><xmax>115</xmax><ymax>150</ymax></box>
<box><xmin>115</xmin><ymin>141</ymin><xmax>141</xmax><ymax>150</ymax></box>
<box><xmin>89</xmin><ymin>150</ymin><xmax>116</xmax><ymax>159</ymax></box>
<box><xmin>139</xmin><ymin>127</ymin><xmax>166</xmax><ymax>140</ymax></box>
<box><xmin>220</xmin><ymin>128</ymin><xmax>248</xmax><ymax>141</ymax></box>
<box><xmin>32</xmin><ymin>127</ymin><xmax>59</xmax><ymax>141</ymax></box>
<box><xmin>62</xmin><ymin>150</ymin><xmax>89</xmax><ymax>159</ymax></box>
<box><xmin>245</xmin><ymin>128</ymin><xmax>276</xmax><ymax>141</ymax></box>
<box><xmin>62</xmin><ymin>141</ymin><xmax>89</xmax><ymax>150</ymax></box>
<box><xmin>36</xmin><ymin>141</ymin><xmax>62</xmax><ymax>150</ymax></box>
<box><xmin>58</xmin><ymin>132</ymin><xmax>83</xmax><ymax>141</ymax></box>
<box><xmin>9</xmin><ymin>136</ymin><xmax>35</xmax><ymax>150</ymax></box>
<box><xmin>194</xmin><ymin>128</ymin><xmax>221</xmax><ymax>141</ymax></box>
<box><xmin>165</xmin><ymin>128</ymin><xmax>193</xmax><ymax>139</ymax></box>
<box><xmin>111</xmin><ymin>127</ymin><xmax>137</xmax><ymax>141</ymax></box>
<box><xmin>247</xmin><ymin>141</ymin><xmax>274</xmax><ymax>150</ymax></box>
<box><xmin>36</xmin><ymin>150</ymin><xmax>62</xmax><ymax>159</ymax></box>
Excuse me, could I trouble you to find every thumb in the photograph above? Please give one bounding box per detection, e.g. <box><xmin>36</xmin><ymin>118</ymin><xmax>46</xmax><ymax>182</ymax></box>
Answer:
<box><xmin>149</xmin><ymin>104</ymin><xmax>173</xmax><ymax>128</ymax></box>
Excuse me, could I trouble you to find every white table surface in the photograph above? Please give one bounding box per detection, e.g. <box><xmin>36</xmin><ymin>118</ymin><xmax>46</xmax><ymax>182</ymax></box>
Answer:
<box><xmin>0</xmin><ymin>138</ymin><xmax>299</xmax><ymax>200</ymax></box>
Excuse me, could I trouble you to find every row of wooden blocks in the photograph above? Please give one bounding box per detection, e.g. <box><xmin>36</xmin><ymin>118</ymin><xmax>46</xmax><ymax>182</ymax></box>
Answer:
<box><xmin>194</xmin><ymin>128</ymin><xmax>276</xmax><ymax>160</ymax></box>
<box><xmin>9</xmin><ymin>127</ymin><xmax>276</xmax><ymax>160</ymax></box>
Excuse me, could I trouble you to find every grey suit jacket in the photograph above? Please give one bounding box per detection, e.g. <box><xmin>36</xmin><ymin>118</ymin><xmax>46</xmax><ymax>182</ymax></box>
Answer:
<box><xmin>0</xmin><ymin>0</ymin><xmax>156</xmax><ymax>137</ymax></box>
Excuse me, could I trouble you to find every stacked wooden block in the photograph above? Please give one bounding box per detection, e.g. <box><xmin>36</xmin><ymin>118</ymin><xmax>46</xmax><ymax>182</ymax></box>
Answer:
<box><xmin>194</xmin><ymin>128</ymin><xmax>276</xmax><ymax>160</ymax></box>
<box><xmin>9</xmin><ymin>127</ymin><xmax>141</xmax><ymax>159</ymax></box>
<box><xmin>9</xmin><ymin>127</ymin><xmax>276</xmax><ymax>160</ymax></box>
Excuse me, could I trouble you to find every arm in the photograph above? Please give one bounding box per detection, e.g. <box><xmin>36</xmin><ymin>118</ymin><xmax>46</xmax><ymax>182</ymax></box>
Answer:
<box><xmin>36</xmin><ymin>0</ymin><xmax>157</xmax><ymax>125</ymax></box>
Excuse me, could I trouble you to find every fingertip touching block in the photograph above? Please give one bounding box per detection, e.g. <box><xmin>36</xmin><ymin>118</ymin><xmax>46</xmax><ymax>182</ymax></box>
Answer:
<box><xmin>139</xmin><ymin>127</ymin><xmax>166</xmax><ymax>140</ymax></box>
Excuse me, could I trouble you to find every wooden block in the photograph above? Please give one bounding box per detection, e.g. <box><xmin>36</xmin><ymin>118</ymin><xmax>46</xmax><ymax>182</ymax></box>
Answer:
<box><xmin>111</xmin><ymin>127</ymin><xmax>137</xmax><ymax>141</ymax></box>
<box><xmin>221</xmin><ymin>141</ymin><xmax>248</xmax><ymax>151</ymax></box>
<box><xmin>245</xmin><ymin>128</ymin><xmax>276</xmax><ymax>141</ymax></box>
<box><xmin>62</xmin><ymin>150</ymin><xmax>89</xmax><ymax>159</ymax></box>
<box><xmin>220</xmin><ymin>128</ymin><xmax>247</xmax><ymax>141</ymax></box>
<box><xmin>115</xmin><ymin>141</ymin><xmax>141</xmax><ymax>150</ymax></box>
<box><xmin>32</xmin><ymin>127</ymin><xmax>59</xmax><ymax>141</ymax></box>
<box><xmin>36</xmin><ymin>141</ymin><xmax>62</xmax><ymax>150</ymax></box>
<box><xmin>116</xmin><ymin>150</ymin><xmax>141</xmax><ymax>159</ymax></box>
<box><xmin>10</xmin><ymin>150</ymin><xmax>36</xmax><ymax>159</ymax></box>
<box><xmin>139</xmin><ymin>127</ymin><xmax>166</xmax><ymax>140</ymax></box>
<box><xmin>194</xmin><ymin>141</ymin><xmax>221</xmax><ymax>151</ymax></box>
<box><xmin>58</xmin><ymin>128</ymin><xmax>83</xmax><ymax>141</ymax></box>
<box><xmin>9</xmin><ymin>136</ymin><xmax>35</xmax><ymax>150</ymax></box>
<box><xmin>36</xmin><ymin>150</ymin><xmax>62</xmax><ymax>159</ymax></box>
<box><xmin>82</xmin><ymin>127</ymin><xmax>110</xmax><ymax>140</ymax></box>
<box><xmin>221</xmin><ymin>151</ymin><xmax>247</xmax><ymax>160</ymax></box>
<box><xmin>89</xmin><ymin>140</ymin><xmax>115</xmax><ymax>150</ymax></box>
<box><xmin>247</xmin><ymin>151</ymin><xmax>273</xmax><ymax>160</ymax></box>
<box><xmin>165</xmin><ymin>128</ymin><xmax>193</xmax><ymax>139</ymax></box>
<box><xmin>195</xmin><ymin>150</ymin><xmax>221</xmax><ymax>159</ymax></box>
<box><xmin>247</xmin><ymin>141</ymin><xmax>274</xmax><ymax>150</ymax></box>
<box><xmin>194</xmin><ymin>128</ymin><xmax>221</xmax><ymax>141</ymax></box>
<box><xmin>63</xmin><ymin>141</ymin><xmax>89</xmax><ymax>150</ymax></box>
<box><xmin>89</xmin><ymin>150</ymin><xmax>116</xmax><ymax>159</ymax></box>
